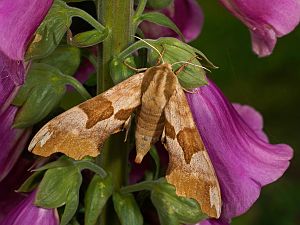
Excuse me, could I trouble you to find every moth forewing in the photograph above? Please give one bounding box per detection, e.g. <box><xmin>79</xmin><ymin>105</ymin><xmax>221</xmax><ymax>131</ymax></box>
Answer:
<box><xmin>29</xmin><ymin>73</ymin><xmax>145</xmax><ymax>160</ymax></box>
<box><xmin>135</xmin><ymin>63</ymin><xmax>177</xmax><ymax>163</ymax></box>
<box><xmin>163</xmin><ymin>84</ymin><xmax>222</xmax><ymax>218</ymax></box>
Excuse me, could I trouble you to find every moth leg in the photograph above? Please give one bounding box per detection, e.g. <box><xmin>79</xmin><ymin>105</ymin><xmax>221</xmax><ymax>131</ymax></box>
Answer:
<box><xmin>174</xmin><ymin>55</ymin><xmax>198</xmax><ymax>75</ymax></box>
<box><xmin>124</xmin><ymin>115</ymin><xmax>132</xmax><ymax>142</ymax></box>
<box><xmin>123</xmin><ymin>61</ymin><xmax>148</xmax><ymax>72</ymax></box>
<box><xmin>182</xmin><ymin>87</ymin><xmax>197</xmax><ymax>94</ymax></box>
<box><xmin>155</xmin><ymin>45</ymin><xmax>166</xmax><ymax>65</ymax></box>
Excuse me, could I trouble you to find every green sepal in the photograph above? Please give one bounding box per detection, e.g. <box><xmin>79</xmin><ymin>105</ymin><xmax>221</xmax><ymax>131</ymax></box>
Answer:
<box><xmin>110</xmin><ymin>56</ymin><xmax>137</xmax><ymax>84</ymax></box>
<box><xmin>114</xmin><ymin>37</ymin><xmax>216</xmax><ymax>89</ymax></box>
<box><xmin>138</xmin><ymin>12</ymin><xmax>184</xmax><ymax>41</ymax></box>
<box><xmin>71</xmin><ymin>29</ymin><xmax>109</xmax><ymax>48</ymax></box>
<box><xmin>26</xmin><ymin>0</ymin><xmax>107</xmax><ymax>60</ymax></box>
<box><xmin>151</xmin><ymin>179</ymin><xmax>206</xmax><ymax>225</ymax></box>
<box><xmin>35</xmin><ymin>163</ymin><xmax>82</xmax><ymax>225</ymax></box>
<box><xmin>38</xmin><ymin>45</ymin><xmax>81</xmax><ymax>75</ymax></box>
<box><xmin>12</xmin><ymin>62</ymin><xmax>90</xmax><ymax>128</ymax></box>
<box><xmin>84</xmin><ymin>174</ymin><xmax>113</xmax><ymax>225</ymax></box>
<box><xmin>146</xmin><ymin>0</ymin><xmax>173</xmax><ymax>9</ymax></box>
<box><xmin>12</xmin><ymin>63</ymin><xmax>67</xmax><ymax>128</ymax></box>
<box><xmin>113</xmin><ymin>192</ymin><xmax>143</xmax><ymax>225</ymax></box>
<box><xmin>121</xmin><ymin>178</ymin><xmax>206</xmax><ymax>225</ymax></box>
<box><xmin>149</xmin><ymin>147</ymin><xmax>160</xmax><ymax>180</ymax></box>
<box><xmin>17</xmin><ymin>171</ymin><xmax>44</xmax><ymax>193</ymax></box>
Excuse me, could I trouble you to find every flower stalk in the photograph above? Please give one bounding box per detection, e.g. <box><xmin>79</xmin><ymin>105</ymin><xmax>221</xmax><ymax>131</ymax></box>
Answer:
<box><xmin>96</xmin><ymin>1</ymin><xmax>135</xmax><ymax>224</ymax></box>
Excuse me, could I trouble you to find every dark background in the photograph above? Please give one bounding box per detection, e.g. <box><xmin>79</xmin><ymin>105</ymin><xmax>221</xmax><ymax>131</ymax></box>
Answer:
<box><xmin>192</xmin><ymin>1</ymin><xmax>300</xmax><ymax>225</ymax></box>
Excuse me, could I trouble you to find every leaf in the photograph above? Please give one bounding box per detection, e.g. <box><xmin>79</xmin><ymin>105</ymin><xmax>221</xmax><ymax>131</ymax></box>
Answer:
<box><xmin>26</xmin><ymin>0</ymin><xmax>107</xmax><ymax>60</ymax></box>
<box><xmin>17</xmin><ymin>171</ymin><xmax>44</xmax><ymax>193</ymax></box>
<box><xmin>151</xmin><ymin>179</ymin><xmax>206</xmax><ymax>225</ymax></box>
<box><xmin>112</xmin><ymin>37</ymin><xmax>215</xmax><ymax>89</ymax></box>
<box><xmin>146</xmin><ymin>0</ymin><xmax>173</xmax><ymax>9</ymax></box>
<box><xmin>149</xmin><ymin>147</ymin><xmax>160</xmax><ymax>180</ymax></box>
<box><xmin>39</xmin><ymin>45</ymin><xmax>81</xmax><ymax>75</ymax></box>
<box><xmin>113</xmin><ymin>192</ymin><xmax>143</xmax><ymax>225</ymax></box>
<box><xmin>71</xmin><ymin>29</ymin><xmax>109</xmax><ymax>48</ymax></box>
<box><xmin>61</xmin><ymin>180</ymin><xmax>82</xmax><ymax>225</ymax></box>
<box><xmin>110</xmin><ymin>56</ymin><xmax>137</xmax><ymax>83</ymax></box>
<box><xmin>35</xmin><ymin>166</ymin><xmax>81</xmax><ymax>208</ymax></box>
<box><xmin>138</xmin><ymin>12</ymin><xmax>184</xmax><ymax>41</ymax></box>
<box><xmin>85</xmin><ymin>174</ymin><xmax>113</xmax><ymax>225</ymax></box>
<box><xmin>12</xmin><ymin>63</ymin><xmax>68</xmax><ymax>128</ymax></box>
<box><xmin>25</xmin><ymin>0</ymin><xmax>72</xmax><ymax>60</ymax></box>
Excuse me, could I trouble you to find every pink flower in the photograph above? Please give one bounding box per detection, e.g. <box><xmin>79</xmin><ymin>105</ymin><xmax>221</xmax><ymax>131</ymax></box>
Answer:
<box><xmin>220</xmin><ymin>0</ymin><xmax>300</xmax><ymax>57</ymax></box>
<box><xmin>140</xmin><ymin>0</ymin><xmax>204</xmax><ymax>42</ymax></box>
<box><xmin>186</xmin><ymin>80</ymin><xmax>293</xmax><ymax>224</ymax></box>
<box><xmin>0</xmin><ymin>190</ymin><xmax>59</xmax><ymax>225</ymax></box>
<box><xmin>0</xmin><ymin>0</ymin><xmax>53</xmax><ymax>180</ymax></box>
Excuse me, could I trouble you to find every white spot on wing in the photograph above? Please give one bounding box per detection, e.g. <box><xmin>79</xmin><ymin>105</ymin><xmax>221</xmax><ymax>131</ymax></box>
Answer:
<box><xmin>39</xmin><ymin>131</ymin><xmax>53</xmax><ymax>147</ymax></box>
<box><xmin>210</xmin><ymin>186</ymin><xmax>221</xmax><ymax>217</ymax></box>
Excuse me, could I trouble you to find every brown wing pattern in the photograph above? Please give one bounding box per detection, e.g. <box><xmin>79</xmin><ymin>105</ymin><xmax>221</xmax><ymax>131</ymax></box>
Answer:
<box><xmin>163</xmin><ymin>84</ymin><xmax>222</xmax><ymax>218</ymax></box>
<box><xmin>29</xmin><ymin>73</ymin><xmax>144</xmax><ymax>160</ymax></box>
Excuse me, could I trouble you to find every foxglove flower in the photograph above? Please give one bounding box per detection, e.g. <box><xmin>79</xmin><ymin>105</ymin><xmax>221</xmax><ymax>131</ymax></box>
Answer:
<box><xmin>0</xmin><ymin>0</ymin><xmax>53</xmax><ymax>180</ymax></box>
<box><xmin>140</xmin><ymin>0</ymin><xmax>204</xmax><ymax>42</ymax></box>
<box><xmin>0</xmin><ymin>190</ymin><xmax>59</xmax><ymax>225</ymax></box>
<box><xmin>220</xmin><ymin>0</ymin><xmax>300</xmax><ymax>57</ymax></box>
<box><xmin>186</xmin><ymin>80</ymin><xmax>293</xmax><ymax>224</ymax></box>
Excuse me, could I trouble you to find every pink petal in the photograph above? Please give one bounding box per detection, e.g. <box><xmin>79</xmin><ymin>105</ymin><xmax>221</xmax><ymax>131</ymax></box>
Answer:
<box><xmin>186</xmin><ymin>80</ymin><xmax>293</xmax><ymax>221</ymax></box>
<box><xmin>140</xmin><ymin>0</ymin><xmax>204</xmax><ymax>42</ymax></box>
<box><xmin>220</xmin><ymin>0</ymin><xmax>300</xmax><ymax>56</ymax></box>
<box><xmin>233</xmin><ymin>103</ymin><xmax>268</xmax><ymax>142</ymax></box>
<box><xmin>0</xmin><ymin>0</ymin><xmax>53</xmax><ymax>60</ymax></box>
<box><xmin>0</xmin><ymin>191</ymin><xmax>59</xmax><ymax>225</ymax></box>
<box><xmin>0</xmin><ymin>106</ymin><xmax>31</xmax><ymax>181</ymax></box>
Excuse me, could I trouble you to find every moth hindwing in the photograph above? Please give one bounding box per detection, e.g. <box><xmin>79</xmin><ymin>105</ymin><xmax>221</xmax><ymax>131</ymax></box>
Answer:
<box><xmin>29</xmin><ymin>62</ymin><xmax>221</xmax><ymax>218</ymax></box>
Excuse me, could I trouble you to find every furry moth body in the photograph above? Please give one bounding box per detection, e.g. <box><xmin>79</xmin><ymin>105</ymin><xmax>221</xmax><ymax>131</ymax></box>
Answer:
<box><xmin>29</xmin><ymin>63</ymin><xmax>222</xmax><ymax>218</ymax></box>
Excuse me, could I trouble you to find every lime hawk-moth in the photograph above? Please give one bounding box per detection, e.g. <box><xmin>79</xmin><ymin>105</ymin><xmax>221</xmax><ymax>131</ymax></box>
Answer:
<box><xmin>29</xmin><ymin>60</ymin><xmax>222</xmax><ymax>218</ymax></box>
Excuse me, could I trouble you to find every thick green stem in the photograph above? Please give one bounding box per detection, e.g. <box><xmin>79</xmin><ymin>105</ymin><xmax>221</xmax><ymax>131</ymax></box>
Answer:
<box><xmin>96</xmin><ymin>1</ymin><xmax>134</xmax><ymax>225</ymax></box>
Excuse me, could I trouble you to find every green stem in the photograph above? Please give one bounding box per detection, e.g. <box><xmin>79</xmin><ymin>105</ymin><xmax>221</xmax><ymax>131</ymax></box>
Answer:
<box><xmin>96</xmin><ymin>1</ymin><xmax>135</xmax><ymax>225</ymax></box>
<box><xmin>63</xmin><ymin>75</ymin><xmax>91</xmax><ymax>100</ymax></box>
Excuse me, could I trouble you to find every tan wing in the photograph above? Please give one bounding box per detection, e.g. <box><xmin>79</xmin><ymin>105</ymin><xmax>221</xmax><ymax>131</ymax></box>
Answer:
<box><xmin>29</xmin><ymin>73</ymin><xmax>144</xmax><ymax>160</ymax></box>
<box><xmin>163</xmin><ymin>84</ymin><xmax>222</xmax><ymax>218</ymax></box>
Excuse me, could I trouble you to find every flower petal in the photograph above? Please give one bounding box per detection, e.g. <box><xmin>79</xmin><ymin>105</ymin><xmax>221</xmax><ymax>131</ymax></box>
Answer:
<box><xmin>186</xmin><ymin>80</ymin><xmax>293</xmax><ymax>220</ymax></box>
<box><xmin>232</xmin><ymin>103</ymin><xmax>268</xmax><ymax>142</ymax></box>
<box><xmin>141</xmin><ymin>0</ymin><xmax>204</xmax><ymax>42</ymax></box>
<box><xmin>0</xmin><ymin>191</ymin><xmax>59</xmax><ymax>225</ymax></box>
<box><xmin>0</xmin><ymin>106</ymin><xmax>31</xmax><ymax>181</ymax></box>
<box><xmin>0</xmin><ymin>0</ymin><xmax>53</xmax><ymax>60</ymax></box>
<box><xmin>220</xmin><ymin>0</ymin><xmax>300</xmax><ymax>56</ymax></box>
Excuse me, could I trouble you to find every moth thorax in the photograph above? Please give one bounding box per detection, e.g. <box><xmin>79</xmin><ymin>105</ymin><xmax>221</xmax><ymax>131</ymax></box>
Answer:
<box><xmin>135</xmin><ymin>63</ymin><xmax>177</xmax><ymax>163</ymax></box>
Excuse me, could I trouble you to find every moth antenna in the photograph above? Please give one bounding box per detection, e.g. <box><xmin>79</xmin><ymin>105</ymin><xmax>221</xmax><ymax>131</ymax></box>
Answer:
<box><xmin>133</xmin><ymin>35</ymin><xmax>164</xmax><ymax>63</ymax></box>
<box><xmin>171</xmin><ymin>61</ymin><xmax>211</xmax><ymax>72</ymax></box>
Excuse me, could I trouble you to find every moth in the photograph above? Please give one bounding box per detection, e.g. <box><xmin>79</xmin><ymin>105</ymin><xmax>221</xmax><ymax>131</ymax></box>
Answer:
<box><xmin>29</xmin><ymin>53</ymin><xmax>222</xmax><ymax>218</ymax></box>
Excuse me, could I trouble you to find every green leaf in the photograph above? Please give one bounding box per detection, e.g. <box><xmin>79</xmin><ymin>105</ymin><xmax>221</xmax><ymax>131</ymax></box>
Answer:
<box><xmin>71</xmin><ymin>29</ymin><xmax>109</xmax><ymax>48</ymax></box>
<box><xmin>61</xmin><ymin>181</ymin><xmax>81</xmax><ymax>225</ymax></box>
<box><xmin>149</xmin><ymin>147</ymin><xmax>160</xmax><ymax>180</ymax></box>
<box><xmin>33</xmin><ymin>156</ymin><xmax>74</xmax><ymax>172</ymax></box>
<box><xmin>113</xmin><ymin>37</ymin><xmax>215</xmax><ymax>89</ymax></box>
<box><xmin>113</xmin><ymin>192</ymin><xmax>143</xmax><ymax>225</ymax></box>
<box><xmin>39</xmin><ymin>45</ymin><xmax>81</xmax><ymax>75</ymax></box>
<box><xmin>148</xmin><ymin>38</ymin><xmax>209</xmax><ymax>89</ymax></box>
<box><xmin>151</xmin><ymin>179</ymin><xmax>206</xmax><ymax>225</ymax></box>
<box><xmin>110</xmin><ymin>56</ymin><xmax>137</xmax><ymax>83</ymax></box>
<box><xmin>12</xmin><ymin>63</ymin><xmax>90</xmax><ymax>128</ymax></box>
<box><xmin>26</xmin><ymin>0</ymin><xmax>107</xmax><ymax>60</ymax></box>
<box><xmin>138</xmin><ymin>12</ymin><xmax>184</xmax><ymax>41</ymax></box>
<box><xmin>13</xmin><ymin>63</ymin><xmax>67</xmax><ymax>128</ymax></box>
<box><xmin>17</xmin><ymin>171</ymin><xmax>44</xmax><ymax>193</ymax></box>
<box><xmin>25</xmin><ymin>0</ymin><xmax>72</xmax><ymax>60</ymax></box>
<box><xmin>35</xmin><ymin>165</ymin><xmax>81</xmax><ymax>208</ymax></box>
<box><xmin>146</xmin><ymin>0</ymin><xmax>173</xmax><ymax>9</ymax></box>
<box><xmin>85</xmin><ymin>174</ymin><xmax>113</xmax><ymax>225</ymax></box>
